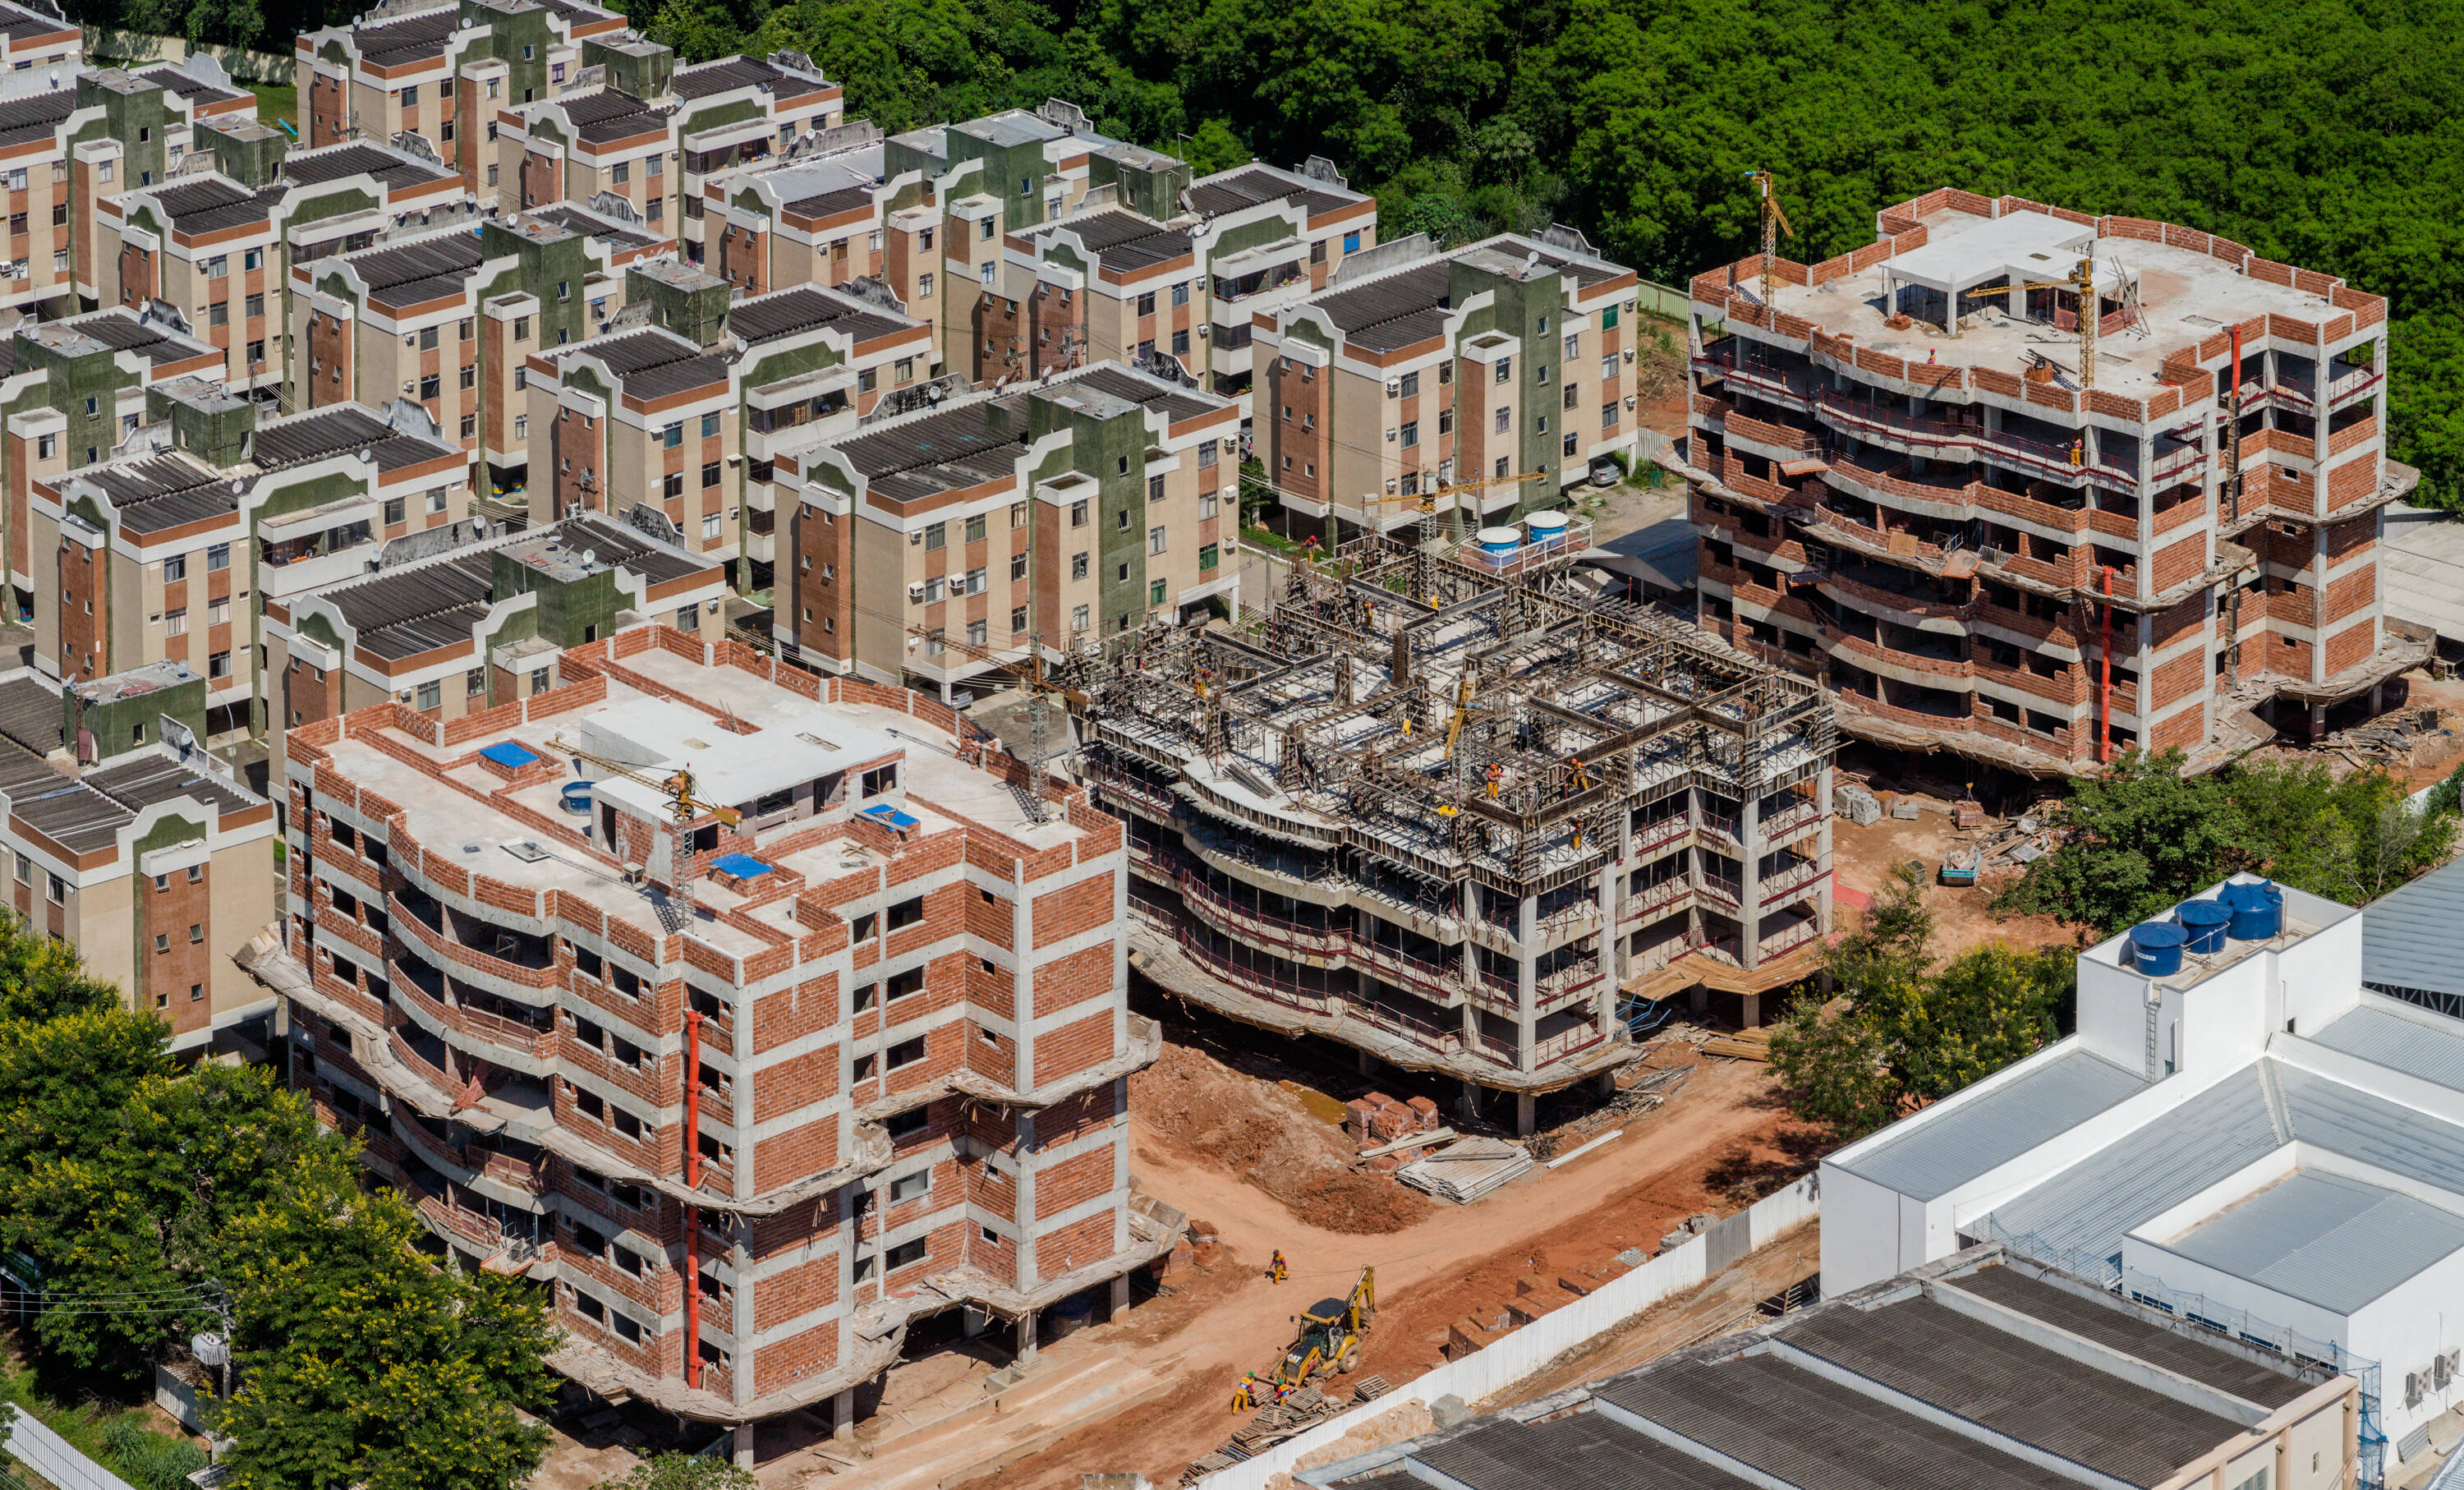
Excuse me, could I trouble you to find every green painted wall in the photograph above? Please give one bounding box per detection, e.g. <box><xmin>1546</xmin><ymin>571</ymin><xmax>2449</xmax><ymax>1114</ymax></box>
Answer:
<box><xmin>480</xmin><ymin>220</ymin><xmax>587</xmax><ymax>347</ymax></box>
<box><xmin>195</xmin><ymin>118</ymin><xmax>287</xmax><ymax>188</ymax></box>
<box><xmin>631</xmin><ymin>264</ymin><xmax>729</xmax><ymax>347</ymax></box>
<box><xmin>490</xmin><ymin>549</ymin><xmax>622</xmax><ymax>646</ymax></box>
<box><xmin>583</xmin><ymin>38</ymin><xmax>673</xmax><ymax>99</ymax></box>
<box><xmin>76</xmin><ymin>75</ymin><xmax>169</xmax><ymax>191</ymax></box>
<box><xmin>462</xmin><ymin>0</ymin><xmax>554</xmax><ymax>106</ymax></box>
<box><xmin>70</xmin><ymin>671</ymin><xmax>208</xmax><ymax>757</ymax></box>
<box><xmin>148</xmin><ymin>385</ymin><xmax>256</xmax><ymax>467</ymax></box>
<box><xmin>16</xmin><ymin>334</ymin><xmax>140</xmax><ymax>472</ymax></box>
<box><xmin>1027</xmin><ymin>389</ymin><xmax>1149</xmax><ymax>636</ymax></box>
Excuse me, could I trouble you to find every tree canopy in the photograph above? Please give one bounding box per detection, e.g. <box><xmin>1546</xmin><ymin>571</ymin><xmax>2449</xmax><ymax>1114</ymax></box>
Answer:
<box><xmin>1768</xmin><ymin>865</ymin><xmax>2074</xmax><ymax>1138</ymax></box>
<box><xmin>0</xmin><ymin>910</ymin><xmax>554</xmax><ymax>1490</ymax></box>
<box><xmin>1997</xmin><ymin>748</ymin><xmax>2457</xmax><ymax>936</ymax></box>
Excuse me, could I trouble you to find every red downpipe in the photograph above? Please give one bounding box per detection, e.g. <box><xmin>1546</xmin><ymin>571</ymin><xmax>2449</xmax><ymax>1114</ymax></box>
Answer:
<box><xmin>2099</xmin><ymin>565</ymin><xmax>2117</xmax><ymax>764</ymax></box>
<box><xmin>683</xmin><ymin>1008</ymin><xmax>703</xmax><ymax>1389</ymax></box>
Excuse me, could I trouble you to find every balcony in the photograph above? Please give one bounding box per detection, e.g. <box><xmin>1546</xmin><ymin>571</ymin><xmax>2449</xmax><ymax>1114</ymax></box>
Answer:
<box><xmin>1694</xmin><ymin>345</ymin><xmax>1818</xmax><ymax>410</ymax></box>
<box><xmin>1814</xmin><ymin>393</ymin><xmax>2145</xmax><ymax>489</ymax></box>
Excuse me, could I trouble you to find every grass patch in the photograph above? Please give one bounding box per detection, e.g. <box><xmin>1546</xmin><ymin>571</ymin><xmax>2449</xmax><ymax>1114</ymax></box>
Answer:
<box><xmin>0</xmin><ymin>1363</ymin><xmax>205</xmax><ymax>1490</ymax></box>
<box><xmin>250</xmin><ymin>83</ymin><xmax>297</xmax><ymax>134</ymax></box>
<box><xmin>1239</xmin><ymin>526</ymin><xmax>1303</xmax><ymax>556</ymax></box>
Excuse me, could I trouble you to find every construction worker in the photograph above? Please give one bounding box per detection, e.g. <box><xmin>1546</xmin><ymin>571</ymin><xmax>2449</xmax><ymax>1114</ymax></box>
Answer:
<box><xmin>2068</xmin><ymin>438</ymin><xmax>2084</xmax><ymax>469</ymax></box>
<box><xmin>1485</xmin><ymin>761</ymin><xmax>1504</xmax><ymax>799</ymax></box>
<box><xmin>1566</xmin><ymin>754</ymin><xmax>1593</xmax><ymax>793</ymax></box>
<box><xmin>1302</xmin><ymin>535</ymin><xmax>1322</xmax><ymax>563</ymax></box>
<box><xmin>1270</xmin><ymin>1249</ymin><xmax>1289</xmax><ymax>1284</ymax></box>
<box><xmin>1232</xmin><ymin>1373</ymin><xmax>1261</xmax><ymax>1412</ymax></box>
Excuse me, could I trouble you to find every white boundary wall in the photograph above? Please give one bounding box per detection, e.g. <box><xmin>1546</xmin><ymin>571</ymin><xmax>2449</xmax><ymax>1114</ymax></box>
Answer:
<box><xmin>2</xmin><ymin>1404</ymin><xmax>138</xmax><ymax>1490</ymax></box>
<box><xmin>1198</xmin><ymin>1174</ymin><xmax>1820</xmax><ymax>1489</ymax></box>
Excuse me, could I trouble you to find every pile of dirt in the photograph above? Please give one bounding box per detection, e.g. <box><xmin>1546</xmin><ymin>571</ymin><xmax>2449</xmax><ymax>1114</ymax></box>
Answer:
<box><xmin>1131</xmin><ymin>1042</ymin><xmax>1431</xmax><ymax>1235</ymax></box>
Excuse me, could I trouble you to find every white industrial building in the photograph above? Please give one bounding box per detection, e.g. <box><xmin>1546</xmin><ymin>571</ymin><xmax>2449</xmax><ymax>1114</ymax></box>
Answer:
<box><xmin>1823</xmin><ymin>872</ymin><xmax>2464</xmax><ymax>1479</ymax></box>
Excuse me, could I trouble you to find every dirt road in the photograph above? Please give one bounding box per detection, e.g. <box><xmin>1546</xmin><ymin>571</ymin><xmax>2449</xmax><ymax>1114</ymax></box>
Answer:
<box><xmin>989</xmin><ymin>1054</ymin><xmax>1810</xmax><ymax>1488</ymax></box>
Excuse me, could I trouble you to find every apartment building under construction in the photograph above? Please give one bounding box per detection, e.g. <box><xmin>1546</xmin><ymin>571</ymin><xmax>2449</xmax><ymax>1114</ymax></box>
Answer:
<box><xmin>1077</xmin><ymin>523</ymin><xmax>1837</xmax><ymax>1131</ymax></box>
<box><xmin>1686</xmin><ymin>188</ymin><xmax>2426</xmax><ymax>775</ymax></box>
<box><xmin>273</xmin><ymin>623</ymin><xmax>1174</xmax><ymax>1451</ymax></box>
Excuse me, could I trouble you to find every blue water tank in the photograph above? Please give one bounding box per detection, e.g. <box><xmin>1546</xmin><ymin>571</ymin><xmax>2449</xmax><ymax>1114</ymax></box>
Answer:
<box><xmin>2131</xmin><ymin>921</ymin><xmax>2187</xmax><ymax>977</ymax></box>
<box><xmin>2222</xmin><ymin>879</ymin><xmax>2284</xmax><ymax>941</ymax></box>
<box><xmin>560</xmin><ymin>780</ymin><xmax>595</xmax><ymax>814</ymax></box>
<box><xmin>2176</xmin><ymin>898</ymin><xmax>2232</xmax><ymax>954</ymax></box>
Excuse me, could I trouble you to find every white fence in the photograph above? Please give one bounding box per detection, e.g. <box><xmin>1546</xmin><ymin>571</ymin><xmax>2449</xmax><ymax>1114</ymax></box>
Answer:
<box><xmin>2</xmin><ymin>1403</ymin><xmax>138</xmax><ymax>1490</ymax></box>
<box><xmin>1198</xmin><ymin>1173</ymin><xmax>1820</xmax><ymax>1488</ymax></box>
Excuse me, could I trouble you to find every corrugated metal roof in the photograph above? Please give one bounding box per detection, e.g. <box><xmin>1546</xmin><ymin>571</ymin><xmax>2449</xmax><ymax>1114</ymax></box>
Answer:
<box><xmin>1834</xmin><ymin>1046</ymin><xmax>2149</xmax><ymax>1201</ymax></box>
<box><xmin>2361</xmin><ymin>855</ymin><xmax>2464</xmax><ymax>1002</ymax></box>
<box><xmin>1778</xmin><ymin>1295</ymin><xmax>2246</xmax><ymax>1483</ymax></box>
<box><xmin>1597</xmin><ymin>1352</ymin><xmax>2055</xmax><ymax>1490</ymax></box>
<box><xmin>1946</xmin><ymin>1264</ymin><xmax>2317</xmax><ymax>1408</ymax></box>
<box><xmin>2311</xmin><ymin>1002</ymin><xmax>2464</xmax><ymax>1092</ymax></box>
<box><xmin>1984</xmin><ymin>1067</ymin><xmax>2280</xmax><ymax>1268</ymax></box>
<box><xmin>2162</xmin><ymin>1169</ymin><xmax>2464</xmax><ymax>1315</ymax></box>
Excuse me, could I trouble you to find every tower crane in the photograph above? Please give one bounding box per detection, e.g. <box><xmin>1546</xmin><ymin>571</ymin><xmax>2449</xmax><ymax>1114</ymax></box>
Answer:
<box><xmin>1745</xmin><ymin>169</ymin><xmax>1795</xmax><ymax>310</ymax></box>
<box><xmin>554</xmin><ymin>739</ymin><xmax>743</xmax><ymax>912</ymax></box>
<box><xmin>906</xmin><ymin>624</ymin><xmax>1078</xmax><ymax>824</ymax></box>
<box><xmin>1961</xmin><ymin>257</ymin><xmax>2104</xmax><ymax>390</ymax></box>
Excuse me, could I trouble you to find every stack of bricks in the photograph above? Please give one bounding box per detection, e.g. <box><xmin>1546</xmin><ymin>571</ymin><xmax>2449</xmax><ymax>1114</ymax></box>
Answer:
<box><xmin>1345</xmin><ymin>1092</ymin><xmax>1445</xmax><ymax>1169</ymax></box>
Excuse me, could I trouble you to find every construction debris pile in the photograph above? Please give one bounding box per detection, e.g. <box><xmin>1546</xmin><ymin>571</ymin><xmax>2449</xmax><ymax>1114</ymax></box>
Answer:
<box><xmin>1398</xmin><ymin>1137</ymin><xmax>1534</xmax><ymax>1203</ymax></box>
<box><xmin>1346</xmin><ymin>1090</ymin><xmax>1450</xmax><ymax>1170</ymax></box>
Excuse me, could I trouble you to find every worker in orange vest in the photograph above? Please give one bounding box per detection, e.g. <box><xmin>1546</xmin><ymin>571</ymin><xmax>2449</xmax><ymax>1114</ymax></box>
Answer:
<box><xmin>1269</xmin><ymin>1249</ymin><xmax>1289</xmax><ymax>1283</ymax></box>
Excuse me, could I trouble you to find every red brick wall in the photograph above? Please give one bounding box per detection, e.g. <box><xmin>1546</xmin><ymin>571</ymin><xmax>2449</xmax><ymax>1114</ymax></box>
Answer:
<box><xmin>140</xmin><ymin>865</ymin><xmax>213</xmax><ymax>1037</ymax></box>
<box><xmin>59</xmin><ymin>539</ymin><xmax>103</xmax><ymax>678</ymax></box>
<box><xmin>1031</xmin><ymin>871</ymin><xmax>1114</xmax><ymax>950</ymax></box>
<box><xmin>309</xmin><ymin>309</ymin><xmax>352</xmax><ymax>407</ymax></box>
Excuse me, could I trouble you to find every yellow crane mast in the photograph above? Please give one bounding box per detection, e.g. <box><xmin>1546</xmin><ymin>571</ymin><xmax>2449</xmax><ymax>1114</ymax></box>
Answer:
<box><xmin>1745</xmin><ymin>169</ymin><xmax>1795</xmax><ymax>309</ymax></box>
<box><xmin>555</xmin><ymin>741</ymin><xmax>743</xmax><ymax>909</ymax></box>
<box><xmin>1962</xmin><ymin>257</ymin><xmax>2103</xmax><ymax>390</ymax></box>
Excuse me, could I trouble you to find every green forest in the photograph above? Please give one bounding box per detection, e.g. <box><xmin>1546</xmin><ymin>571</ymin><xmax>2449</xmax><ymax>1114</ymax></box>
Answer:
<box><xmin>90</xmin><ymin>0</ymin><xmax>2464</xmax><ymax>503</ymax></box>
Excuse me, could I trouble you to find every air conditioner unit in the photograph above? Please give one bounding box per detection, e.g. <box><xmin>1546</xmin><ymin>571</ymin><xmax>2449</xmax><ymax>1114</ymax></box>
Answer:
<box><xmin>907</xmin><ymin>582</ymin><xmax>926</xmax><ymax>601</ymax></box>
<box><xmin>1384</xmin><ymin>479</ymin><xmax>1397</xmax><ymax>494</ymax></box>
<box><xmin>909</xmin><ymin>530</ymin><xmax>922</xmax><ymax>545</ymax></box>
<box><xmin>1625</xmin><ymin>395</ymin><xmax>1638</xmax><ymax>410</ymax></box>
<box><xmin>1625</xmin><ymin>348</ymin><xmax>1637</xmax><ymax>363</ymax></box>
<box><xmin>1385</xmin><ymin>380</ymin><xmax>1400</xmax><ymax>397</ymax></box>
<box><xmin>1385</xmin><ymin>428</ymin><xmax>1396</xmax><ymax>443</ymax></box>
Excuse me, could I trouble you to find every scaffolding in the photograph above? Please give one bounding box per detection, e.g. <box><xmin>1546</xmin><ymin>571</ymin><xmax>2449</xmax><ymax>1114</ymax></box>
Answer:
<box><xmin>1073</xmin><ymin>531</ymin><xmax>1840</xmax><ymax>1117</ymax></box>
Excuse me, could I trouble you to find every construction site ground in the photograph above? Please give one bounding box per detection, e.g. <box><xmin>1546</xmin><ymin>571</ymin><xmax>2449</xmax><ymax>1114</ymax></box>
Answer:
<box><xmin>618</xmin><ymin>1018</ymin><xmax>1823</xmax><ymax>1488</ymax></box>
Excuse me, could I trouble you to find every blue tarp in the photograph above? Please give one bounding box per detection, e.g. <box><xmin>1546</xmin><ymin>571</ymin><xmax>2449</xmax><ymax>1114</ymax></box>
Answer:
<box><xmin>862</xmin><ymin>804</ymin><xmax>922</xmax><ymax>830</ymax></box>
<box><xmin>710</xmin><ymin>852</ymin><xmax>773</xmax><ymax>879</ymax></box>
<box><xmin>480</xmin><ymin>742</ymin><xmax>541</xmax><ymax>769</ymax></box>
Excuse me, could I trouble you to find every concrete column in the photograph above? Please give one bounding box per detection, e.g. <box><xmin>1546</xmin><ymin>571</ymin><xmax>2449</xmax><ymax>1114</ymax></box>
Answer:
<box><xmin>1514</xmin><ymin>1092</ymin><xmax>1536</xmax><ymax>1135</ymax></box>
<box><xmin>1814</xmin><ymin>766</ymin><xmax>1835</xmax><ymax>932</ymax></box>
<box><xmin>1736</xmin><ymin>789</ymin><xmax>1763</xmax><ymax>969</ymax></box>
<box><xmin>1017</xmin><ymin>1311</ymin><xmax>1039</xmax><ymax>1366</ymax></box>
<box><xmin>2310</xmin><ymin>702</ymin><xmax>2328</xmax><ymax>742</ymax></box>
<box><xmin>1596</xmin><ymin>1070</ymin><xmax>1616</xmax><ymax>1098</ymax></box>
<box><xmin>1458</xmin><ymin>1078</ymin><xmax>1479</xmax><ymax>1123</ymax></box>
<box><xmin>732</xmin><ymin>1422</ymin><xmax>755</xmax><ymax>1469</ymax></box>
<box><xmin>1356</xmin><ymin>1047</ymin><xmax>1373</xmax><ymax>1077</ymax></box>
<box><xmin>1515</xmin><ymin>893</ymin><xmax>1538</xmax><ymax>1071</ymax></box>
<box><xmin>832</xmin><ymin>1388</ymin><xmax>856</xmax><ymax>1442</ymax></box>
<box><xmin>1109</xmin><ymin>1274</ymin><xmax>1130</xmax><ymax>1322</ymax></box>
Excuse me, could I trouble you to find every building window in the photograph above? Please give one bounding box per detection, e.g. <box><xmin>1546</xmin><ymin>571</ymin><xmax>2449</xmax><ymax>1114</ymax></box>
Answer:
<box><xmin>1147</xmin><ymin>474</ymin><xmax>1165</xmax><ymax>504</ymax></box>
<box><xmin>884</xmin><ymin>1237</ymin><xmax>927</xmax><ymax>1270</ymax></box>
<box><xmin>1199</xmin><ymin>492</ymin><xmax>1217</xmax><ymax>519</ymax></box>
<box><xmin>701</xmin><ymin>462</ymin><xmax>720</xmax><ymax>488</ymax></box>
<box><xmin>1200</xmin><ymin>542</ymin><xmax>1219</xmax><ymax>570</ymax></box>
<box><xmin>1342</xmin><ymin>232</ymin><xmax>1360</xmax><ymax>253</ymax></box>
<box><xmin>965</xmin><ymin>513</ymin><xmax>987</xmax><ymax>543</ymax></box>
<box><xmin>1400</xmin><ymin>421</ymin><xmax>1418</xmax><ymax>448</ymax></box>
<box><xmin>701</xmin><ymin>412</ymin><xmax>719</xmax><ymax>438</ymax></box>
<box><xmin>207</xmin><ymin>543</ymin><xmax>230</xmax><ymax>571</ymax></box>
<box><xmin>918</xmin><ymin>272</ymin><xmax>934</xmax><ymax>298</ymax></box>
<box><xmin>1148</xmin><ymin>526</ymin><xmax>1166</xmax><ymax>555</ymax></box>
<box><xmin>1009</xmin><ymin>552</ymin><xmax>1027</xmax><ymax>581</ymax></box>
<box><xmin>1150</xmin><ymin>578</ymin><xmax>1167</xmax><ymax>605</ymax></box>
<box><xmin>209</xmin><ymin>650</ymin><xmax>230</xmax><ymax>678</ymax></box>
<box><xmin>1010</xmin><ymin>605</ymin><xmax>1027</xmax><ymax>632</ymax></box>
<box><xmin>384</xmin><ymin>496</ymin><xmax>407</xmax><ymax>524</ymax></box>
<box><xmin>164</xmin><ymin>608</ymin><xmax>187</xmax><ymax>636</ymax></box>
<box><xmin>1069</xmin><ymin>500</ymin><xmax>1088</xmax><ymax>527</ymax></box>
<box><xmin>966</xmin><ymin>619</ymin><xmax>986</xmax><ymax>646</ymax></box>
<box><xmin>1071</xmin><ymin>552</ymin><xmax>1088</xmax><ymax>580</ymax></box>
<box><xmin>416</xmin><ymin>680</ymin><xmax>441</xmax><ymax>710</ymax></box>
<box><xmin>1495</xmin><ymin>407</ymin><xmax>1510</xmax><ymax>434</ymax></box>
<box><xmin>1496</xmin><ymin>356</ymin><xmax>1512</xmax><ymax>384</ymax></box>
<box><xmin>1072</xmin><ymin>604</ymin><xmax>1089</xmax><ymax>632</ymax></box>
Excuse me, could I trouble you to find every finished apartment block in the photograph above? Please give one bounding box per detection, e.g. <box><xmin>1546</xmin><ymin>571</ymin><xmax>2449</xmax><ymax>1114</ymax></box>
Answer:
<box><xmin>0</xmin><ymin>665</ymin><xmax>276</xmax><ymax>1054</ymax></box>
<box><xmin>34</xmin><ymin>392</ymin><xmax>470</xmax><ymax>730</ymax></box>
<box><xmin>779</xmin><ymin>361</ymin><xmax>1241</xmax><ymax>699</ymax></box>
<box><xmin>1078</xmin><ymin>528</ymin><xmax>1836</xmax><ymax>1132</ymax></box>
<box><xmin>1687</xmin><ymin>189</ymin><xmax>2425</xmax><ymax>773</ymax></box>
<box><xmin>1253</xmin><ymin>230</ymin><xmax>1648</xmax><ymax>539</ymax></box>
<box><xmin>274</xmin><ymin>623</ymin><xmax>1170</xmax><ymax>1446</ymax></box>
<box><xmin>260</xmin><ymin>511</ymin><xmax>729</xmax><ymax>784</ymax></box>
